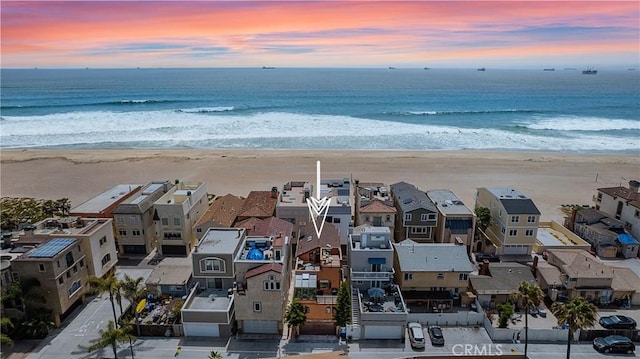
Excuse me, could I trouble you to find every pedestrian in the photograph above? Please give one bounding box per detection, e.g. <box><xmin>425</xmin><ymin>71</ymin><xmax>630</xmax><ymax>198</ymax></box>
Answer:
<box><xmin>516</xmin><ymin>332</ymin><xmax>521</xmax><ymax>343</ymax></box>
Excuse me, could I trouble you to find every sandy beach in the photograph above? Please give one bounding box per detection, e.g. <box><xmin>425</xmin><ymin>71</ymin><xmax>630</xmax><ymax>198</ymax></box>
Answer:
<box><xmin>1</xmin><ymin>149</ymin><xmax>638</xmax><ymax>222</ymax></box>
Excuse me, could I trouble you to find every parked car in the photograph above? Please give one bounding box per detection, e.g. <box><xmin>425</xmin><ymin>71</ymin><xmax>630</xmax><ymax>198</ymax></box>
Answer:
<box><xmin>537</xmin><ymin>306</ymin><xmax>547</xmax><ymax>318</ymax></box>
<box><xmin>428</xmin><ymin>326</ymin><xmax>445</xmax><ymax>346</ymax></box>
<box><xmin>407</xmin><ymin>322</ymin><xmax>425</xmax><ymax>349</ymax></box>
<box><xmin>593</xmin><ymin>335</ymin><xmax>635</xmax><ymax>354</ymax></box>
<box><xmin>599</xmin><ymin>315</ymin><xmax>637</xmax><ymax>329</ymax></box>
<box><xmin>528</xmin><ymin>306</ymin><xmax>539</xmax><ymax>317</ymax></box>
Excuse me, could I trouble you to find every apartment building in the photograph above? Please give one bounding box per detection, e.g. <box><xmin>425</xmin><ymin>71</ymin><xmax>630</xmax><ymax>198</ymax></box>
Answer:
<box><xmin>12</xmin><ymin>238</ymin><xmax>89</xmax><ymax>326</ymax></box>
<box><xmin>153</xmin><ymin>181</ymin><xmax>208</xmax><ymax>256</ymax></box>
<box><xmin>475</xmin><ymin>187</ymin><xmax>541</xmax><ymax>256</ymax></box>
<box><xmin>112</xmin><ymin>181</ymin><xmax>173</xmax><ymax>256</ymax></box>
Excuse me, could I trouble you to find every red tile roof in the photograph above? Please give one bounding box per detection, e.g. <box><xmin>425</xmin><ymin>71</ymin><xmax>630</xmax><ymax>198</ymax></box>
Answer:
<box><xmin>598</xmin><ymin>186</ymin><xmax>640</xmax><ymax>201</ymax></box>
<box><xmin>359</xmin><ymin>199</ymin><xmax>397</xmax><ymax>213</ymax></box>
<box><xmin>195</xmin><ymin>194</ymin><xmax>245</xmax><ymax>227</ymax></box>
<box><xmin>237</xmin><ymin>191</ymin><xmax>277</xmax><ymax>219</ymax></box>
<box><xmin>244</xmin><ymin>262</ymin><xmax>283</xmax><ymax>279</ymax></box>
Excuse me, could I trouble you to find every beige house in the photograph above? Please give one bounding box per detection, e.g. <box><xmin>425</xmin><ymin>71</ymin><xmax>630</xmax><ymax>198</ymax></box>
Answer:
<box><xmin>235</xmin><ymin>263</ymin><xmax>286</xmax><ymax>334</ymax></box>
<box><xmin>393</xmin><ymin>240</ymin><xmax>473</xmax><ymax>312</ymax></box>
<box><xmin>153</xmin><ymin>181</ymin><xmax>208</xmax><ymax>256</ymax></box>
<box><xmin>475</xmin><ymin>187</ymin><xmax>541</xmax><ymax>256</ymax></box>
<box><xmin>353</xmin><ymin>182</ymin><xmax>396</xmax><ymax>240</ymax></box>
<box><xmin>112</xmin><ymin>181</ymin><xmax>173</xmax><ymax>256</ymax></box>
<box><xmin>17</xmin><ymin>216</ymin><xmax>117</xmax><ymax>279</ymax></box>
<box><xmin>427</xmin><ymin>189</ymin><xmax>476</xmax><ymax>252</ymax></box>
<box><xmin>12</xmin><ymin>238</ymin><xmax>89</xmax><ymax>326</ymax></box>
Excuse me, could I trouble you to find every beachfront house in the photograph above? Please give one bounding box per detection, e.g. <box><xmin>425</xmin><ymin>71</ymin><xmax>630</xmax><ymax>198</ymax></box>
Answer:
<box><xmin>393</xmin><ymin>241</ymin><xmax>473</xmax><ymax>313</ymax></box>
<box><xmin>390</xmin><ymin>182</ymin><xmax>438</xmax><ymax>243</ymax></box>
<box><xmin>70</xmin><ymin>183</ymin><xmax>143</xmax><ymax>219</ymax></box>
<box><xmin>568</xmin><ymin>207</ymin><xmax>638</xmax><ymax>258</ymax></box>
<box><xmin>12</xmin><ymin>238</ymin><xmax>89</xmax><ymax>326</ymax></box>
<box><xmin>233</xmin><ymin>232</ymin><xmax>290</xmax><ymax>334</ymax></box>
<box><xmin>293</xmin><ymin>224</ymin><xmax>342</xmax><ymax>334</ymax></box>
<box><xmin>181</xmin><ymin>228</ymin><xmax>244</xmax><ymax>337</ymax></box>
<box><xmin>353</xmin><ymin>181</ymin><xmax>396</xmax><ymax>241</ymax></box>
<box><xmin>474</xmin><ymin>187</ymin><xmax>540</xmax><ymax>257</ymax></box>
<box><xmin>112</xmin><ymin>181</ymin><xmax>174</xmax><ymax>256</ymax></box>
<box><xmin>348</xmin><ymin>225</ymin><xmax>407</xmax><ymax>340</ymax></box>
<box><xmin>193</xmin><ymin>194</ymin><xmax>245</xmax><ymax>241</ymax></box>
<box><xmin>593</xmin><ymin>180</ymin><xmax>640</xmax><ymax>242</ymax></box>
<box><xmin>153</xmin><ymin>180</ymin><xmax>208</xmax><ymax>256</ymax></box>
<box><xmin>427</xmin><ymin>189</ymin><xmax>476</xmax><ymax>252</ymax></box>
<box><xmin>235</xmin><ymin>189</ymin><xmax>279</xmax><ymax>222</ymax></box>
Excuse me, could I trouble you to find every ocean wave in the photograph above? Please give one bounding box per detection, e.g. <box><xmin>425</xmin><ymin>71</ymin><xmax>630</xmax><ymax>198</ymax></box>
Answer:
<box><xmin>1</xmin><ymin>110</ymin><xmax>638</xmax><ymax>152</ymax></box>
<box><xmin>176</xmin><ymin>107</ymin><xmax>235</xmax><ymax>113</ymax></box>
<box><xmin>524</xmin><ymin>116</ymin><xmax>640</xmax><ymax>131</ymax></box>
<box><xmin>118</xmin><ymin>99</ymin><xmax>174</xmax><ymax>104</ymax></box>
<box><xmin>394</xmin><ymin>109</ymin><xmax>532</xmax><ymax>116</ymax></box>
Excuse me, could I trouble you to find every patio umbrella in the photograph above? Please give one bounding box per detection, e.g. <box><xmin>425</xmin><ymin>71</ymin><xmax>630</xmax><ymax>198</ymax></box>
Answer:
<box><xmin>367</xmin><ymin>287</ymin><xmax>385</xmax><ymax>298</ymax></box>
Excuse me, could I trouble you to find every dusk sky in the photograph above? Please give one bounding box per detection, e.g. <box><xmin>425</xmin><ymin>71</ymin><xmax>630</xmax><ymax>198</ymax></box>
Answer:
<box><xmin>2</xmin><ymin>1</ymin><xmax>638</xmax><ymax>69</ymax></box>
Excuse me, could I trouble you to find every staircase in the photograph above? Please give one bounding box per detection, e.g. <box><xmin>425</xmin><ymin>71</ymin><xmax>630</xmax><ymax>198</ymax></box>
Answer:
<box><xmin>351</xmin><ymin>288</ymin><xmax>361</xmax><ymax>326</ymax></box>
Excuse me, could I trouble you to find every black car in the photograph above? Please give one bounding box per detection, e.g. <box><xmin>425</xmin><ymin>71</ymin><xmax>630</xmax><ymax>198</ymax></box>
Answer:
<box><xmin>428</xmin><ymin>326</ymin><xmax>445</xmax><ymax>346</ymax></box>
<box><xmin>474</xmin><ymin>252</ymin><xmax>500</xmax><ymax>263</ymax></box>
<box><xmin>599</xmin><ymin>315</ymin><xmax>637</xmax><ymax>329</ymax></box>
<box><xmin>593</xmin><ymin>335</ymin><xmax>635</xmax><ymax>354</ymax></box>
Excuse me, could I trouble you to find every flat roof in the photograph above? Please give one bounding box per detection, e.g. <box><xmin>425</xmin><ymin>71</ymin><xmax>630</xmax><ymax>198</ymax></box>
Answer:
<box><xmin>394</xmin><ymin>241</ymin><xmax>473</xmax><ymax>272</ymax></box>
<box><xmin>28</xmin><ymin>238</ymin><xmax>76</xmax><ymax>258</ymax></box>
<box><xmin>146</xmin><ymin>257</ymin><xmax>192</xmax><ymax>286</ymax></box>
<box><xmin>197</xmin><ymin>228</ymin><xmax>244</xmax><ymax>254</ymax></box>
<box><xmin>427</xmin><ymin>189</ymin><xmax>473</xmax><ymax>216</ymax></box>
<box><xmin>71</xmin><ymin>184</ymin><xmax>142</xmax><ymax>214</ymax></box>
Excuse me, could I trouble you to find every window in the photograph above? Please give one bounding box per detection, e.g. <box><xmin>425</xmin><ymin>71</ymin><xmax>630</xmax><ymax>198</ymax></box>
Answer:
<box><xmin>421</xmin><ymin>214</ymin><xmax>429</xmax><ymax>221</ymax></box>
<box><xmin>161</xmin><ymin>218</ymin><xmax>169</xmax><ymax>226</ymax></box>
<box><xmin>525</xmin><ymin>229</ymin><xmax>534</xmax><ymax>237</ymax></box>
<box><xmin>428</xmin><ymin>213</ymin><xmax>436</xmax><ymax>221</ymax></box>
<box><xmin>319</xmin><ymin>280</ymin><xmax>331</xmax><ymax>289</ymax></box>
<box><xmin>437</xmin><ymin>273</ymin><xmax>444</xmax><ymax>280</ymax></box>
<box><xmin>264</xmin><ymin>276</ymin><xmax>281</xmax><ymax>291</ymax></box>
<box><xmin>527</xmin><ymin>216</ymin><xmax>536</xmax><ymax>223</ymax></box>
<box><xmin>66</xmin><ymin>271</ymin><xmax>71</xmax><ymax>278</ymax></box>
<box><xmin>11</xmin><ymin>272</ymin><xmax>19</xmax><ymax>281</ymax></box>
<box><xmin>404</xmin><ymin>273</ymin><xmax>413</xmax><ymax>281</ymax></box>
<box><xmin>130</xmin><ymin>216</ymin><xmax>139</xmax><ymax>224</ymax></box>
<box><xmin>57</xmin><ymin>260</ymin><xmax>60</xmax><ymax>268</ymax></box>
<box><xmin>58</xmin><ymin>277</ymin><xmax>64</xmax><ymax>285</ymax></box>
<box><xmin>79</xmin><ymin>259</ymin><xmax>84</xmax><ymax>267</ymax></box>
<box><xmin>68</xmin><ymin>280</ymin><xmax>82</xmax><ymax>297</ymax></box>
<box><xmin>200</xmin><ymin>258</ymin><xmax>225</xmax><ymax>273</ymax></box>
<box><xmin>132</xmin><ymin>230</ymin><xmax>141</xmax><ymax>236</ymax></box>
<box><xmin>509</xmin><ymin>229</ymin><xmax>518</xmax><ymax>236</ymax></box>
<box><xmin>173</xmin><ymin>218</ymin><xmax>181</xmax><ymax>226</ymax></box>
<box><xmin>501</xmin><ymin>227</ymin><xmax>506</xmax><ymax>234</ymax></box>
<box><xmin>511</xmin><ymin>215</ymin><xmax>520</xmax><ymax>223</ymax></box>
<box><xmin>404</xmin><ymin>213</ymin><xmax>412</xmax><ymax>221</ymax></box>
<box><xmin>411</xmin><ymin>227</ymin><xmax>427</xmax><ymax>234</ymax></box>
<box><xmin>65</xmin><ymin>252</ymin><xmax>74</xmax><ymax>267</ymax></box>
<box><xmin>365</xmin><ymin>216</ymin><xmax>370</xmax><ymax>222</ymax></box>
<box><xmin>333</xmin><ymin>217</ymin><xmax>341</xmax><ymax>223</ymax></box>
<box><xmin>459</xmin><ymin>273</ymin><xmax>468</xmax><ymax>281</ymax></box>
<box><xmin>73</xmin><ymin>265</ymin><xmax>78</xmax><ymax>273</ymax></box>
<box><xmin>118</xmin><ymin>230</ymin><xmax>127</xmax><ymax>236</ymax></box>
<box><xmin>596</xmin><ymin>193</ymin><xmax>602</xmax><ymax>202</ymax></box>
<box><xmin>253</xmin><ymin>302</ymin><xmax>262</xmax><ymax>312</ymax></box>
<box><xmin>101</xmin><ymin>253</ymin><xmax>111</xmax><ymax>266</ymax></box>
<box><xmin>99</xmin><ymin>236</ymin><xmax>107</xmax><ymax>245</ymax></box>
<box><xmin>325</xmin><ymin>306</ymin><xmax>332</xmax><ymax>314</ymax></box>
<box><xmin>39</xmin><ymin>264</ymin><xmax>45</xmax><ymax>272</ymax></box>
<box><xmin>116</xmin><ymin>216</ymin><xmax>125</xmax><ymax>223</ymax></box>
<box><xmin>196</xmin><ymin>228</ymin><xmax>202</xmax><ymax>233</ymax></box>
<box><xmin>386</xmin><ymin>215</ymin><xmax>391</xmax><ymax>221</ymax></box>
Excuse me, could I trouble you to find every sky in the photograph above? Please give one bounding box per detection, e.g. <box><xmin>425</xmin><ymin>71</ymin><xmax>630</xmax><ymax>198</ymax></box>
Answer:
<box><xmin>1</xmin><ymin>1</ymin><xmax>638</xmax><ymax>69</ymax></box>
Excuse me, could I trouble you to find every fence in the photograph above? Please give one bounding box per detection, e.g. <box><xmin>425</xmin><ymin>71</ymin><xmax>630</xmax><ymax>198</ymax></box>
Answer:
<box><xmin>408</xmin><ymin>311</ymin><xmax>484</xmax><ymax>327</ymax></box>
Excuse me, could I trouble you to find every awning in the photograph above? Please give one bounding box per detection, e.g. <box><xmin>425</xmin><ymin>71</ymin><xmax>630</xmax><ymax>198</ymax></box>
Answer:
<box><xmin>618</xmin><ymin>234</ymin><xmax>639</xmax><ymax>245</ymax></box>
<box><xmin>368</xmin><ymin>258</ymin><xmax>386</xmax><ymax>265</ymax></box>
<box><xmin>294</xmin><ymin>273</ymin><xmax>317</xmax><ymax>288</ymax></box>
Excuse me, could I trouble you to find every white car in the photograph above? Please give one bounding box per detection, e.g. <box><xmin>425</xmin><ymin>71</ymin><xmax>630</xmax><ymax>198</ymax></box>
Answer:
<box><xmin>407</xmin><ymin>322</ymin><xmax>425</xmax><ymax>349</ymax></box>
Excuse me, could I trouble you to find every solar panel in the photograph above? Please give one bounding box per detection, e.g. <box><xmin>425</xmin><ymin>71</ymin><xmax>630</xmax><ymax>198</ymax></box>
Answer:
<box><xmin>28</xmin><ymin>238</ymin><xmax>76</xmax><ymax>258</ymax></box>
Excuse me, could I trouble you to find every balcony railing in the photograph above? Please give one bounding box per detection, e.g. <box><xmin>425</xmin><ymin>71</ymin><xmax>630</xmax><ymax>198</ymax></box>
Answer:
<box><xmin>350</xmin><ymin>268</ymin><xmax>394</xmax><ymax>281</ymax></box>
<box><xmin>317</xmin><ymin>295</ymin><xmax>337</xmax><ymax>305</ymax></box>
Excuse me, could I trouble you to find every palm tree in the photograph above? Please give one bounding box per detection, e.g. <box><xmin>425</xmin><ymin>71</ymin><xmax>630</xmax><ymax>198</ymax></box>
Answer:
<box><xmin>119</xmin><ymin>274</ymin><xmax>145</xmax><ymax>306</ymax></box>
<box><xmin>1</xmin><ymin>317</ymin><xmax>14</xmax><ymax>347</ymax></box>
<box><xmin>87</xmin><ymin>274</ymin><xmax>121</xmax><ymax>327</ymax></box>
<box><xmin>1</xmin><ymin>278</ymin><xmax>46</xmax><ymax>320</ymax></box>
<box><xmin>208</xmin><ymin>351</ymin><xmax>223</xmax><ymax>359</ymax></box>
<box><xmin>20</xmin><ymin>311</ymin><xmax>55</xmax><ymax>339</ymax></box>
<box><xmin>509</xmin><ymin>281</ymin><xmax>544</xmax><ymax>358</ymax></box>
<box><xmin>285</xmin><ymin>298</ymin><xmax>307</xmax><ymax>338</ymax></box>
<box><xmin>88</xmin><ymin>320</ymin><xmax>136</xmax><ymax>359</ymax></box>
<box><xmin>552</xmin><ymin>295</ymin><xmax>597</xmax><ymax>359</ymax></box>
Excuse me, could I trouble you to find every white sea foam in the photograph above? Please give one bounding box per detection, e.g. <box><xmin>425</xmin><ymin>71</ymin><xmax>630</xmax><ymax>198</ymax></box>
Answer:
<box><xmin>1</xmin><ymin>111</ymin><xmax>638</xmax><ymax>152</ymax></box>
<box><xmin>177</xmin><ymin>107</ymin><xmax>235</xmax><ymax>113</ymax></box>
<box><xmin>525</xmin><ymin>116</ymin><xmax>640</xmax><ymax>131</ymax></box>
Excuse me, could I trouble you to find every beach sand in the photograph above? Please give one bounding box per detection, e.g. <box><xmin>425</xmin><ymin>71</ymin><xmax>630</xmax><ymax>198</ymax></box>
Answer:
<box><xmin>1</xmin><ymin>149</ymin><xmax>638</xmax><ymax>222</ymax></box>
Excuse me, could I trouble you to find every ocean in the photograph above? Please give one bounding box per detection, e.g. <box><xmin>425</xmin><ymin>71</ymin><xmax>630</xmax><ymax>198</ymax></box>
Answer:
<box><xmin>1</xmin><ymin>68</ymin><xmax>639</xmax><ymax>153</ymax></box>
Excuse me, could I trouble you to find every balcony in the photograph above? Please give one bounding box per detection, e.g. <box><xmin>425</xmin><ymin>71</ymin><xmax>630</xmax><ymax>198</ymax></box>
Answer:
<box><xmin>350</xmin><ymin>267</ymin><xmax>394</xmax><ymax>281</ymax></box>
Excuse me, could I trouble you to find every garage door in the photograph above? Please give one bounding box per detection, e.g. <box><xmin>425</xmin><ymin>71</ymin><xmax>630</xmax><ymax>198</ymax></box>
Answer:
<box><xmin>243</xmin><ymin>320</ymin><xmax>279</xmax><ymax>334</ymax></box>
<box><xmin>183</xmin><ymin>322</ymin><xmax>220</xmax><ymax>337</ymax></box>
<box><xmin>365</xmin><ymin>325</ymin><xmax>403</xmax><ymax>339</ymax></box>
<box><xmin>503</xmin><ymin>245</ymin><xmax>529</xmax><ymax>255</ymax></box>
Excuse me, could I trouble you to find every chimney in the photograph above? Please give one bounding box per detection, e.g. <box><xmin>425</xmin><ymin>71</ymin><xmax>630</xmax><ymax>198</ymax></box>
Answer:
<box><xmin>629</xmin><ymin>180</ymin><xmax>640</xmax><ymax>193</ymax></box>
<box><xmin>271</xmin><ymin>186</ymin><xmax>278</xmax><ymax>199</ymax></box>
<box><xmin>479</xmin><ymin>259</ymin><xmax>490</xmax><ymax>276</ymax></box>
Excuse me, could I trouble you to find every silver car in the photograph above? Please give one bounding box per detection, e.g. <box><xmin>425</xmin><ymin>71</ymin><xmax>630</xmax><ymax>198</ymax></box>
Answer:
<box><xmin>407</xmin><ymin>322</ymin><xmax>425</xmax><ymax>349</ymax></box>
